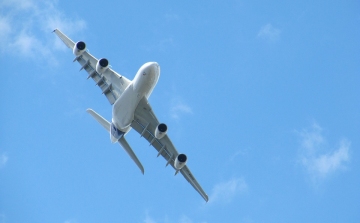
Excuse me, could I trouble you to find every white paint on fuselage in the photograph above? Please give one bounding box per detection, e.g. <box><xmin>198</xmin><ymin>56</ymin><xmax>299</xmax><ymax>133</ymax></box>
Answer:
<box><xmin>112</xmin><ymin>62</ymin><xmax>160</xmax><ymax>131</ymax></box>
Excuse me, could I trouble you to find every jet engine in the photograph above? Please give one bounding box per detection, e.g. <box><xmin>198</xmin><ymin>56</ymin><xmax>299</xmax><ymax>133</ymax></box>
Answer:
<box><xmin>96</xmin><ymin>58</ymin><xmax>109</xmax><ymax>73</ymax></box>
<box><xmin>174</xmin><ymin>154</ymin><xmax>187</xmax><ymax>170</ymax></box>
<box><xmin>73</xmin><ymin>41</ymin><xmax>86</xmax><ymax>56</ymax></box>
<box><xmin>154</xmin><ymin>123</ymin><xmax>167</xmax><ymax>139</ymax></box>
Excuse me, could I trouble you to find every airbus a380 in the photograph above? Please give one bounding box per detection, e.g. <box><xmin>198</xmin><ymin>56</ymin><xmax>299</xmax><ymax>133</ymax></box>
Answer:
<box><xmin>54</xmin><ymin>29</ymin><xmax>208</xmax><ymax>202</ymax></box>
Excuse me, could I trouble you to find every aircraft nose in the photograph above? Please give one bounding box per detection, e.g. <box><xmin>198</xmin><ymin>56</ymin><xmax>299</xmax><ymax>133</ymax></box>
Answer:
<box><xmin>147</xmin><ymin>62</ymin><xmax>159</xmax><ymax>73</ymax></box>
<box><xmin>150</xmin><ymin>62</ymin><xmax>159</xmax><ymax>69</ymax></box>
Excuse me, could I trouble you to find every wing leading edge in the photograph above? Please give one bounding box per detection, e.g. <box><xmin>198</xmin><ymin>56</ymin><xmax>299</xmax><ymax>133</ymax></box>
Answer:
<box><xmin>131</xmin><ymin>97</ymin><xmax>209</xmax><ymax>202</ymax></box>
<box><xmin>53</xmin><ymin>29</ymin><xmax>131</xmax><ymax>105</ymax></box>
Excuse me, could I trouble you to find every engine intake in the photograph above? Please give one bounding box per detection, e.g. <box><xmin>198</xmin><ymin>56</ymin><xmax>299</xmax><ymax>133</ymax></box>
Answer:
<box><xmin>174</xmin><ymin>154</ymin><xmax>187</xmax><ymax>170</ymax></box>
<box><xmin>73</xmin><ymin>41</ymin><xmax>86</xmax><ymax>56</ymax></box>
<box><xmin>155</xmin><ymin>123</ymin><xmax>167</xmax><ymax>139</ymax></box>
<box><xmin>96</xmin><ymin>58</ymin><xmax>109</xmax><ymax>73</ymax></box>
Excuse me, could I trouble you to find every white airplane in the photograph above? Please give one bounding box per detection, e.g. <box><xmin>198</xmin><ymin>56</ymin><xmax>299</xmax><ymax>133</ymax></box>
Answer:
<box><xmin>54</xmin><ymin>29</ymin><xmax>208</xmax><ymax>202</ymax></box>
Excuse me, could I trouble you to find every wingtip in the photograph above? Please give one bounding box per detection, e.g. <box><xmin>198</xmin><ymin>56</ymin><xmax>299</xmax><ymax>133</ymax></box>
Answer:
<box><xmin>135</xmin><ymin>158</ymin><xmax>145</xmax><ymax>175</ymax></box>
<box><xmin>203</xmin><ymin>194</ymin><xmax>209</xmax><ymax>203</ymax></box>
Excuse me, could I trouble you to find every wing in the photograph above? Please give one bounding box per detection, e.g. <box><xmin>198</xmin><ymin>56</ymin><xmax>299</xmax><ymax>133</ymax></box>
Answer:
<box><xmin>53</xmin><ymin>29</ymin><xmax>131</xmax><ymax>104</ymax></box>
<box><xmin>131</xmin><ymin>97</ymin><xmax>209</xmax><ymax>202</ymax></box>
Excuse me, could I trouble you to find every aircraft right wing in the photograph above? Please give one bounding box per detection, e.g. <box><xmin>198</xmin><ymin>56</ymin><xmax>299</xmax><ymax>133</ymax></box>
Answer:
<box><xmin>131</xmin><ymin>97</ymin><xmax>209</xmax><ymax>202</ymax></box>
<box><xmin>53</xmin><ymin>29</ymin><xmax>131</xmax><ymax>105</ymax></box>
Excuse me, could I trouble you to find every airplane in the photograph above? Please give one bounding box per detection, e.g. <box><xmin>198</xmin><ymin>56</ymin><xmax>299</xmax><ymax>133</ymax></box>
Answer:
<box><xmin>53</xmin><ymin>29</ymin><xmax>209</xmax><ymax>202</ymax></box>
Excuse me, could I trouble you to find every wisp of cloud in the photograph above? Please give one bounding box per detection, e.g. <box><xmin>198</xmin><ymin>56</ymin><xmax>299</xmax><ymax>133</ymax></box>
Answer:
<box><xmin>0</xmin><ymin>153</ymin><xmax>8</xmax><ymax>168</ymax></box>
<box><xmin>0</xmin><ymin>0</ymin><xmax>86</xmax><ymax>64</ymax></box>
<box><xmin>209</xmin><ymin>177</ymin><xmax>248</xmax><ymax>204</ymax></box>
<box><xmin>297</xmin><ymin>123</ymin><xmax>351</xmax><ymax>182</ymax></box>
<box><xmin>257</xmin><ymin>23</ymin><xmax>281</xmax><ymax>42</ymax></box>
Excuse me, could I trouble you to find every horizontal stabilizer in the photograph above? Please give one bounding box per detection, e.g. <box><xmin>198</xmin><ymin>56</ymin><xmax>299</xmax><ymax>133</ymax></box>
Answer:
<box><xmin>86</xmin><ymin>109</ymin><xmax>110</xmax><ymax>132</ymax></box>
<box><xmin>118</xmin><ymin>137</ymin><xmax>145</xmax><ymax>175</ymax></box>
<box><xmin>86</xmin><ymin>108</ymin><xmax>144</xmax><ymax>174</ymax></box>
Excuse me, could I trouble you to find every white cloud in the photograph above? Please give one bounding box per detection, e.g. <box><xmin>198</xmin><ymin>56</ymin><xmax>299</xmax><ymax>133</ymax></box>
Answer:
<box><xmin>170</xmin><ymin>98</ymin><xmax>193</xmax><ymax>120</ymax></box>
<box><xmin>0</xmin><ymin>153</ymin><xmax>8</xmax><ymax>168</ymax></box>
<box><xmin>0</xmin><ymin>0</ymin><xmax>86</xmax><ymax>63</ymax></box>
<box><xmin>297</xmin><ymin>123</ymin><xmax>351</xmax><ymax>181</ymax></box>
<box><xmin>229</xmin><ymin>149</ymin><xmax>247</xmax><ymax>161</ymax></box>
<box><xmin>312</xmin><ymin>140</ymin><xmax>349</xmax><ymax>176</ymax></box>
<box><xmin>299</xmin><ymin>123</ymin><xmax>324</xmax><ymax>153</ymax></box>
<box><xmin>257</xmin><ymin>23</ymin><xmax>281</xmax><ymax>41</ymax></box>
<box><xmin>209</xmin><ymin>177</ymin><xmax>248</xmax><ymax>204</ymax></box>
<box><xmin>144</xmin><ymin>212</ymin><xmax>157</xmax><ymax>223</ymax></box>
<box><xmin>0</xmin><ymin>17</ymin><xmax>11</xmax><ymax>41</ymax></box>
<box><xmin>10</xmin><ymin>31</ymin><xmax>44</xmax><ymax>57</ymax></box>
<box><xmin>1</xmin><ymin>0</ymin><xmax>34</xmax><ymax>10</ymax></box>
<box><xmin>143</xmin><ymin>210</ymin><xmax>158</xmax><ymax>223</ymax></box>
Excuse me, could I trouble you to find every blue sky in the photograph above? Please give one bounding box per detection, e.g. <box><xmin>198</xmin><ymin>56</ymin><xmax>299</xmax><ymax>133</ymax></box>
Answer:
<box><xmin>1</xmin><ymin>0</ymin><xmax>359</xmax><ymax>222</ymax></box>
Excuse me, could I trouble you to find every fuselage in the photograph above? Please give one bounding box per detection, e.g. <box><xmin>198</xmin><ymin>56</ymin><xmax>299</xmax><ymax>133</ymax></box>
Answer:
<box><xmin>111</xmin><ymin>62</ymin><xmax>160</xmax><ymax>139</ymax></box>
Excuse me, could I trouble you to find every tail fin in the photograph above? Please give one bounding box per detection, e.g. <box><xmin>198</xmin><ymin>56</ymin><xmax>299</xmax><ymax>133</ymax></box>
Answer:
<box><xmin>86</xmin><ymin>109</ymin><xmax>145</xmax><ymax>174</ymax></box>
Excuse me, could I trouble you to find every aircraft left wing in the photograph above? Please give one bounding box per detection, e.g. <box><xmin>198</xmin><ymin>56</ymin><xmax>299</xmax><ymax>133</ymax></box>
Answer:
<box><xmin>53</xmin><ymin>29</ymin><xmax>131</xmax><ymax>105</ymax></box>
<box><xmin>131</xmin><ymin>97</ymin><xmax>209</xmax><ymax>202</ymax></box>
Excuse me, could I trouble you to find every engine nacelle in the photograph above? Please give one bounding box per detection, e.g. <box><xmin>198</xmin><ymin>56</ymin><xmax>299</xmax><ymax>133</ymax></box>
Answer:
<box><xmin>96</xmin><ymin>58</ymin><xmax>109</xmax><ymax>73</ymax></box>
<box><xmin>154</xmin><ymin>123</ymin><xmax>167</xmax><ymax>139</ymax></box>
<box><xmin>174</xmin><ymin>154</ymin><xmax>187</xmax><ymax>170</ymax></box>
<box><xmin>73</xmin><ymin>41</ymin><xmax>86</xmax><ymax>56</ymax></box>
